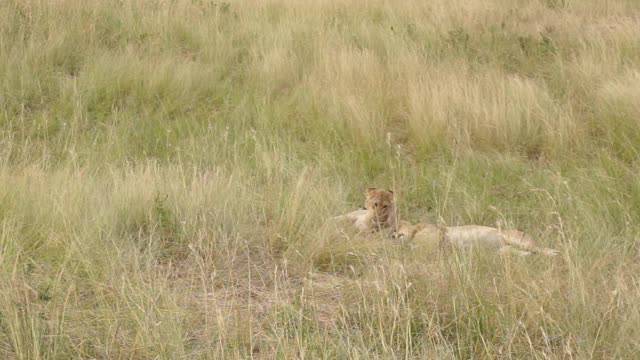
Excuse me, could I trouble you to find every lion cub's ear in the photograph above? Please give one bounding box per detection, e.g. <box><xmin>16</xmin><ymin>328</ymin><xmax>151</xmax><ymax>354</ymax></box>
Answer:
<box><xmin>366</xmin><ymin>187</ymin><xmax>377</xmax><ymax>197</ymax></box>
<box><xmin>387</xmin><ymin>189</ymin><xmax>394</xmax><ymax>196</ymax></box>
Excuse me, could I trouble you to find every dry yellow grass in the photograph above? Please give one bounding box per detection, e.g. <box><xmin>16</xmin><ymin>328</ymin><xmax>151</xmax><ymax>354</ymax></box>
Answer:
<box><xmin>1</xmin><ymin>0</ymin><xmax>640</xmax><ymax>358</ymax></box>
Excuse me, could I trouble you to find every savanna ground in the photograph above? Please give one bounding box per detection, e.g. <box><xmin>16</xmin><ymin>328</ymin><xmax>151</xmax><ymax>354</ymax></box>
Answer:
<box><xmin>1</xmin><ymin>0</ymin><xmax>640</xmax><ymax>358</ymax></box>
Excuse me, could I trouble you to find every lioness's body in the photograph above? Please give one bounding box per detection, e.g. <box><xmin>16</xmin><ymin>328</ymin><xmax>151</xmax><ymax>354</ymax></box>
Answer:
<box><xmin>395</xmin><ymin>221</ymin><xmax>558</xmax><ymax>257</ymax></box>
<box><xmin>332</xmin><ymin>208</ymin><xmax>370</xmax><ymax>232</ymax></box>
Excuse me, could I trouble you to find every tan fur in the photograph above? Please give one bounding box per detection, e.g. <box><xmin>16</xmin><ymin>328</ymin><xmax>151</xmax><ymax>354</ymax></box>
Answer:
<box><xmin>331</xmin><ymin>188</ymin><xmax>398</xmax><ymax>233</ymax></box>
<box><xmin>363</xmin><ymin>188</ymin><xmax>398</xmax><ymax>233</ymax></box>
<box><xmin>394</xmin><ymin>221</ymin><xmax>559</xmax><ymax>257</ymax></box>
<box><xmin>331</xmin><ymin>208</ymin><xmax>368</xmax><ymax>230</ymax></box>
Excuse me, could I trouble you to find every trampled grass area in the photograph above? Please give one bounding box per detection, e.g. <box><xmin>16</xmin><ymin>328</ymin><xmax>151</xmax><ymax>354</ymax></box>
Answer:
<box><xmin>1</xmin><ymin>0</ymin><xmax>640</xmax><ymax>358</ymax></box>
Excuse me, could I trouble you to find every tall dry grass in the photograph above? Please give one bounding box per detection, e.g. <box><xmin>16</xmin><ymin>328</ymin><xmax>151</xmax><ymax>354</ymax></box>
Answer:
<box><xmin>1</xmin><ymin>0</ymin><xmax>640</xmax><ymax>358</ymax></box>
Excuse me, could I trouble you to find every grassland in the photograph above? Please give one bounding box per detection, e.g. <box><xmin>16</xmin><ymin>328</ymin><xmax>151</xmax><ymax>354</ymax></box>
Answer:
<box><xmin>1</xmin><ymin>0</ymin><xmax>640</xmax><ymax>358</ymax></box>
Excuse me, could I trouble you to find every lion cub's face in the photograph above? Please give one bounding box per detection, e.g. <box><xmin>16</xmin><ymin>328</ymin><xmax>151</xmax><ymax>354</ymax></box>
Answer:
<box><xmin>393</xmin><ymin>221</ymin><xmax>426</xmax><ymax>241</ymax></box>
<box><xmin>364</xmin><ymin>188</ymin><xmax>397</xmax><ymax>230</ymax></box>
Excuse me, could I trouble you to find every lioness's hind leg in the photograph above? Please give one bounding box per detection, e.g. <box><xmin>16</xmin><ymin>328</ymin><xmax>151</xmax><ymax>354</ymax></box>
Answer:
<box><xmin>498</xmin><ymin>245</ymin><xmax>532</xmax><ymax>257</ymax></box>
<box><xmin>536</xmin><ymin>247</ymin><xmax>560</xmax><ymax>256</ymax></box>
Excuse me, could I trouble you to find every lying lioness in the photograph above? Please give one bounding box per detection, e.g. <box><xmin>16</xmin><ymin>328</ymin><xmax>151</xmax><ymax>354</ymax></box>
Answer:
<box><xmin>393</xmin><ymin>220</ymin><xmax>559</xmax><ymax>257</ymax></box>
<box><xmin>331</xmin><ymin>208</ymin><xmax>368</xmax><ymax>231</ymax></box>
<box><xmin>332</xmin><ymin>188</ymin><xmax>398</xmax><ymax>233</ymax></box>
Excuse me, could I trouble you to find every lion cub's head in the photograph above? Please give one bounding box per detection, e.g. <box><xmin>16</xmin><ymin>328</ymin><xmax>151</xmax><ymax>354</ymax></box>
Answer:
<box><xmin>364</xmin><ymin>187</ymin><xmax>397</xmax><ymax>231</ymax></box>
<box><xmin>392</xmin><ymin>221</ymin><xmax>426</xmax><ymax>241</ymax></box>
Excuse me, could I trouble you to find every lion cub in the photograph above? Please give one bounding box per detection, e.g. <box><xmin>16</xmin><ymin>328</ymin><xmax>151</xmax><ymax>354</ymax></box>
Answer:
<box><xmin>394</xmin><ymin>221</ymin><xmax>559</xmax><ymax>257</ymax></box>
<box><xmin>362</xmin><ymin>187</ymin><xmax>397</xmax><ymax>232</ymax></box>
<box><xmin>332</xmin><ymin>188</ymin><xmax>398</xmax><ymax>233</ymax></box>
